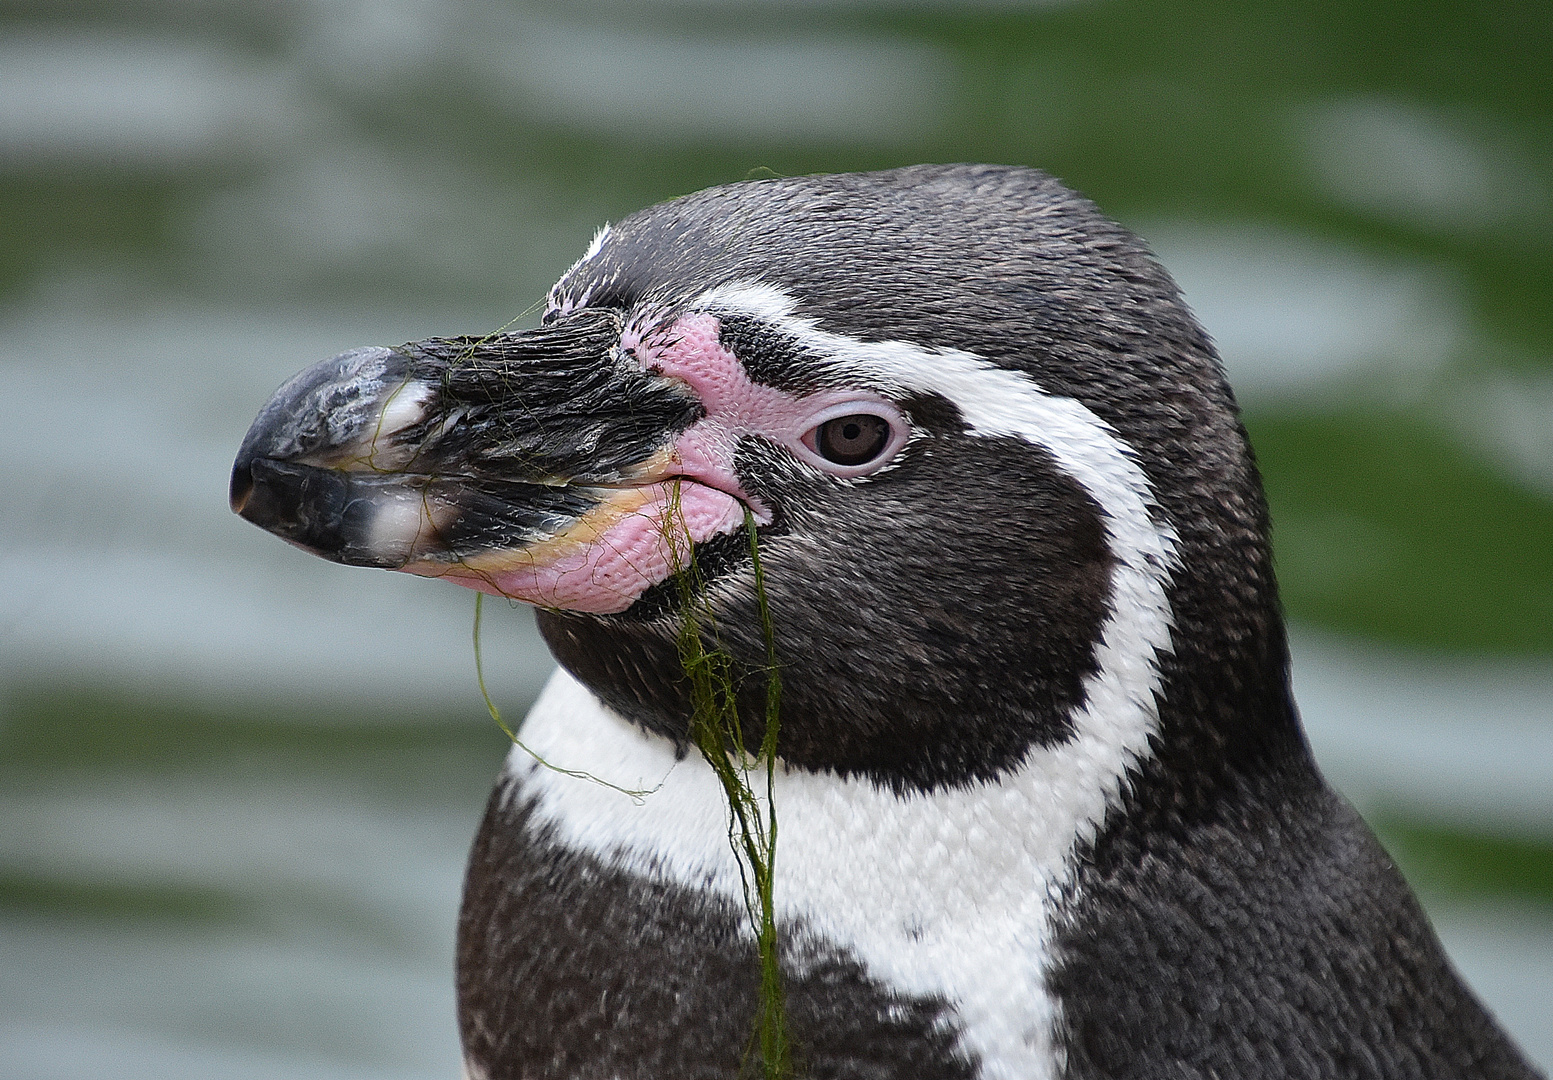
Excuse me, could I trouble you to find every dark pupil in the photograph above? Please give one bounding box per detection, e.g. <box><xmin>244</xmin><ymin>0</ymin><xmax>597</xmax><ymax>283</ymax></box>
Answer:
<box><xmin>817</xmin><ymin>413</ymin><xmax>890</xmax><ymax>467</ymax></box>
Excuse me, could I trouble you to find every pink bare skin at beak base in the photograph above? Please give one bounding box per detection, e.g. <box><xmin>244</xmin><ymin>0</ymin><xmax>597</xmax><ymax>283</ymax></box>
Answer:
<box><xmin>404</xmin><ymin>479</ymin><xmax>748</xmax><ymax>615</ymax></box>
<box><xmin>407</xmin><ymin>310</ymin><xmax>870</xmax><ymax>615</ymax></box>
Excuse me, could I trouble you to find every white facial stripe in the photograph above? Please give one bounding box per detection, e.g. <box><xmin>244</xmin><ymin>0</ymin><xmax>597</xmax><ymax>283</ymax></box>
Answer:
<box><xmin>694</xmin><ymin>284</ymin><xmax>1180</xmax><ymax>792</ymax></box>
<box><xmin>511</xmin><ymin>282</ymin><xmax>1179</xmax><ymax>1079</ymax></box>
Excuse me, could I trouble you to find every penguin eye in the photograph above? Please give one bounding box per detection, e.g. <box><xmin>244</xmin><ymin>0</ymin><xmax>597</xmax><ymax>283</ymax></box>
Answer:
<box><xmin>815</xmin><ymin>414</ymin><xmax>891</xmax><ymax>466</ymax></box>
<box><xmin>796</xmin><ymin>404</ymin><xmax>907</xmax><ymax>477</ymax></box>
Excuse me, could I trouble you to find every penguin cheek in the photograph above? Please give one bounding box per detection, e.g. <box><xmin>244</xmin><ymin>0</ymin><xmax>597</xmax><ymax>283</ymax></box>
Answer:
<box><xmin>406</xmin><ymin>480</ymin><xmax>748</xmax><ymax>615</ymax></box>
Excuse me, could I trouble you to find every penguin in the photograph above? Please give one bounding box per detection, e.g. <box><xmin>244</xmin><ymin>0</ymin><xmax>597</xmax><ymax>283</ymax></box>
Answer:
<box><xmin>230</xmin><ymin>164</ymin><xmax>1544</xmax><ymax>1080</ymax></box>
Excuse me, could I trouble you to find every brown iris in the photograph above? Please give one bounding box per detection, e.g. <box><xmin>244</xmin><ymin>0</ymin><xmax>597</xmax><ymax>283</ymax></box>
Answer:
<box><xmin>815</xmin><ymin>413</ymin><xmax>891</xmax><ymax>467</ymax></box>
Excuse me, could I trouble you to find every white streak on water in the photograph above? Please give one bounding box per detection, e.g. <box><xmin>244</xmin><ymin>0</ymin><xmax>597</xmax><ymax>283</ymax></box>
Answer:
<box><xmin>473</xmin><ymin>12</ymin><xmax>950</xmax><ymax>144</ymax></box>
<box><xmin>1295</xmin><ymin>97</ymin><xmax>1551</xmax><ymax>236</ymax></box>
<box><xmin>294</xmin><ymin>1</ymin><xmax>955</xmax><ymax>143</ymax></box>
<box><xmin>1145</xmin><ymin>224</ymin><xmax>1464</xmax><ymax>401</ymax></box>
<box><xmin>1447</xmin><ymin>370</ymin><xmax>1553</xmax><ymax>499</ymax></box>
<box><xmin>1293</xmin><ymin>630</ymin><xmax>1553</xmax><ymax>834</ymax></box>
<box><xmin>0</xmin><ymin>32</ymin><xmax>307</xmax><ymax>167</ymax></box>
<box><xmin>0</xmin><ymin>779</ymin><xmax>474</xmax><ymax>1080</ymax></box>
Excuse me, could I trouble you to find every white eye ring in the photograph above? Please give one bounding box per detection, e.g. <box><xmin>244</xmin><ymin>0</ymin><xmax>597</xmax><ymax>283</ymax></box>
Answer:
<box><xmin>794</xmin><ymin>401</ymin><xmax>910</xmax><ymax>477</ymax></box>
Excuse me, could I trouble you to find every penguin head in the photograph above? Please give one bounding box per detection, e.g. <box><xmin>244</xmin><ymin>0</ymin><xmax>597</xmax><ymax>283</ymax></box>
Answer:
<box><xmin>233</xmin><ymin>165</ymin><xmax>1291</xmax><ymax>793</ymax></box>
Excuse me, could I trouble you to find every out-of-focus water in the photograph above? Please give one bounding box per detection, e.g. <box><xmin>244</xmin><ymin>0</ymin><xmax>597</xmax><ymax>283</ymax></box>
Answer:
<box><xmin>1</xmin><ymin>1</ymin><xmax>1550</xmax><ymax>1076</ymax></box>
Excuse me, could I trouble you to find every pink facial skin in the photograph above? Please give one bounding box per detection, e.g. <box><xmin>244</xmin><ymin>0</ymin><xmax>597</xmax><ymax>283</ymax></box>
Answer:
<box><xmin>413</xmin><ymin>479</ymin><xmax>746</xmax><ymax>615</ymax></box>
<box><xmin>626</xmin><ymin>312</ymin><xmax>907</xmax><ymax>489</ymax></box>
<box><xmin>411</xmin><ymin>311</ymin><xmax>905</xmax><ymax>615</ymax></box>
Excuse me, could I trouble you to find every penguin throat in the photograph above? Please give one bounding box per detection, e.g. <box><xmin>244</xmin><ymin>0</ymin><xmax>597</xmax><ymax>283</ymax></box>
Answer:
<box><xmin>535</xmin><ymin>575</ymin><xmax>1112</xmax><ymax>794</ymax></box>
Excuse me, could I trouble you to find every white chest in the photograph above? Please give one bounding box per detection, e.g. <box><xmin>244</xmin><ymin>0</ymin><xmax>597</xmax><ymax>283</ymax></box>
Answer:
<box><xmin>508</xmin><ymin>667</ymin><xmax>1158</xmax><ymax>1080</ymax></box>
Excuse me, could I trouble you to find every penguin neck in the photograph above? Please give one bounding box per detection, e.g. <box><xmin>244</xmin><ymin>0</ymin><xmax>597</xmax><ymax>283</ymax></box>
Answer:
<box><xmin>1153</xmin><ymin>595</ymin><xmax>1310</xmax><ymax>807</ymax></box>
<box><xmin>1144</xmin><ymin>503</ymin><xmax>1312</xmax><ymax>814</ymax></box>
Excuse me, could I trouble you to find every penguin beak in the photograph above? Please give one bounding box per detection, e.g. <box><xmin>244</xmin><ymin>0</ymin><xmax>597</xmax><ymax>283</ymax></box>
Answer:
<box><xmin>230</xmin><ymin>310</ymin><xmax>730</xmax><ymax>612</ymax></box>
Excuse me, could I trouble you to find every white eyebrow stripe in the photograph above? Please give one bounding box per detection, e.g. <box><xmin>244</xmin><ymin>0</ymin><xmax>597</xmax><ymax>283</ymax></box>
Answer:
<box><xmin>693</xmin><ymin>279</ymin><xmax>1177</xmax><ymax>601</ymax></box>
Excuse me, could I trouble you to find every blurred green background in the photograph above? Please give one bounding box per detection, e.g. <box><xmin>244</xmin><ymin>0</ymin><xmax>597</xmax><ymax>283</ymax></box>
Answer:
<box><xmin>0</xmin><ymin>1</ymin><xmax>1549</xmax><ymax>1077</ymax></box>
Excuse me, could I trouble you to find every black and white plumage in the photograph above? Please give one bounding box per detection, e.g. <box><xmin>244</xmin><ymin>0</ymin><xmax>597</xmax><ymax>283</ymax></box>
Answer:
<box><xmin>231</xmin><ymin>165</ymin><xmax>1543</xmax><ymax>1080</ymax></box>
